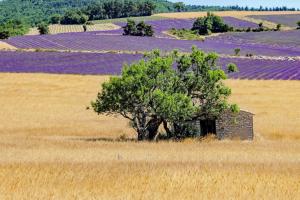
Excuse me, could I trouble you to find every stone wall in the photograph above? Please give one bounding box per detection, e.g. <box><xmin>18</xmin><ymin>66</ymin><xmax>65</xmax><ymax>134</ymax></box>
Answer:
<box><xmin>216</xmin><ymin>110</ymin><xmax>254</xmax><ymax>140</ymax></box>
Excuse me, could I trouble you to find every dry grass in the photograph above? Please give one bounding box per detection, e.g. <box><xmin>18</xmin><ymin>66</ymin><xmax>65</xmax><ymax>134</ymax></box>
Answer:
<box><xmin>0</xmin><ymin>73</ymin><xmax>300</xmax><ymax>199</ymax></box>
<box><xmin>225</xmin><ymin>80</ymin><xmax>300</xmax><ymax>140</ymax></box>
<box><xmin>0</xmin><ymin>74</ymin><xmax>132</xmax><ymax>138</ymax></box>
<box><xmin>0</xmin><ymin>135</ymin><xmax>300</xmax><ymax>199</ymax></box>
<box><xmin>0</xmin><ymin>73</ymin><xmax>299</xmax><ymax>140</ymax></box>
<box><xmin>27</xmin><ymin>23</ymin><xmax>120</xmax><ymax>35</ymax></box>
<box><xmin>154</xmin><ymin>11</ymin><xmax>300</xmax><ymax>19</ymax></box>
<box><xmin>0</xmin><ymin>41</ymin><xmax>16</xmax><ymax>50</ymax></box>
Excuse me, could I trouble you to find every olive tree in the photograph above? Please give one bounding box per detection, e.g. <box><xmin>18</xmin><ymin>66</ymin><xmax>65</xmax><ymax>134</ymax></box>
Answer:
<box><xmin>92</xmin><ymin>47</ymin><xmax>238</xmax><ymax>141</ymax></box>
<box><xmin>171</xmin><ymin>47</ymin><xmax>239</xmax><ymax>136</ymax></box>
<box><xmin>92</xmin><ymin>50</ymin><xmax>196</xmax><ymax>140</ymax></box>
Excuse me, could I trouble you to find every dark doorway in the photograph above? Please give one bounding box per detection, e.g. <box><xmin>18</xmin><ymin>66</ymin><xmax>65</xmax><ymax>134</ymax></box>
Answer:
<box><xmin>200</xmin><ymin>120</ymin><xmax>216</xmax><ymax>137</ymax></box>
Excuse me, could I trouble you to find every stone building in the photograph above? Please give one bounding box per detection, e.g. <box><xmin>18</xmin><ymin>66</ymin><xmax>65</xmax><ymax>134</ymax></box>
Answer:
<box><xmin>192</xmin><ymin>110</ymin><xmax>254</xmax><ymax>140</ymax></box>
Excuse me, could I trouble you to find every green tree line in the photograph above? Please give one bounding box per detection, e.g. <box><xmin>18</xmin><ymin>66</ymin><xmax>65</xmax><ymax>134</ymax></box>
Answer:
<box><xmin>0</xmin><ymin>0</ymin><xmax>172</xmax><ymax>26</ymax></box>
<box><xmin>1</xmin><ymin>0</ymin><xmax>298</xmax><ymax>26</ymax></box>
<box><xmin>0</xmin><ymin>19</ymin><xmax>29</xmax><ymax>39</ymax></box>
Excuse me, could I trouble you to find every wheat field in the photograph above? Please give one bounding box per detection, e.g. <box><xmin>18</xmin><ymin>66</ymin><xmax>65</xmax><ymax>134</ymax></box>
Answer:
<box><xmin>0</xmin><ymin>73</ymin><xmax>300</xmax><ymax>199</ymax></box>
<box><xmin>0</xmin><ymin>41</ymin><xmax>16</xmax><ymax>50</ymax></box>
<box><xmin>154</xmin><ymin>11</ymin><xmax>300</xmax><ymax>19</ymax></box>
<box><xmin>27</xmin><ymin>23</ymin><xmax>120</xmax><ymax>35</ymax></box>
<box><xmin>1</xmin><ymin>73</ymin><xmax>299</xmax><ymax>139</ymax></box>
<box><xmin>154</xmin><ymin>11</ymin><xmax>300</xmax><ymax>29</ymax></box>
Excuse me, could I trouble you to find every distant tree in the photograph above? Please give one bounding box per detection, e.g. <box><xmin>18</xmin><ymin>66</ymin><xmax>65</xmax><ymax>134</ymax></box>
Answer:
<box><xmin>0</xmin><ymin>29</ymin><xmax>10</xmax><ymax>39</ymax></box>
<box><xmin>246</xmin><ymin>27</ymin><xmax>252</xmax><ymax>32</ymax></box>
<box><xmin>0</xmin><ymin>19</ymin><xmax>29</xmax><ymax>38</ymax></box>
<box><xmin>258</xmin><ymin>22</ymin><xmax>263</xmax><ymax>28</ymax></box>
<box><xmin>84</xmin><ymin>3</ymin><xmax>106</xmax><ymax>20</ymax></box>
<box><xmin>136</xmin><ymin>21</ymin><xmax>153</xmax><ymax>36</ymax></box>
<box><xmin>123</xmin><ymin>19</ymin><xmax>137</xmax><ymax>35</ymax></box>
<box><xmin>0</xmin><ymin>0</ymin><xmax>298</xmax><ymax>26</ymax></box>
<box><xmin>142</xmin><ymin>1</ymin><xmax>156</xmax><ymax>16</ymax></box>
<box><xmin>246</xmin><ymin>53</ymin><xmax>253</xmax><ymax>57</ymax></box>
<box><xmin>297</xmin><ymin>21</ymin><xmax>300</xmax><ymax>29</ymax></box>
<box><xmin>276</xmin><ymin>24</ymin><xmax>281</xmax><ymax>31</ymax></box>
<box><xmin>192</xmin><ymin>12</ymin><xmax>231</xmax><ymax>35</ymax></box>
<box><xmin>234</xmin><ymin>48</ymin><xmax>241</xmax><ymax>56</ymax></box>
<box><xmin>144</xmin><ymin>23</ymin><xmax>154</xmax><ymax>36</ymax></box>
<box><xmin>83</xmin><ymin>24</ymin><xmax>87</xmax><ymax>32</ymax></box>
<box><xmin>60</xmin><ymin>10</ymin><xmax>88</xmax><ymax>25</ymax></box>
<box><xmin>227</xmin><ymin>63</ymin><xmax>239</xmax><ymax>73</ymax></box>
<box><xmin>92</xmin><ymin>47</ymin><xmax>238</xmax><ymax>140</ymax></box>
<box><xmin>174</xmin><ymin>2</ymin><xmax>185</xmax><ymax>12</ymax></box>
<box><xmin>50</xmin><ymin>14</ymin><xmax>61</xmax><ymax>24</ymax></box>
<box><xmin>37</xmin><ymin>23</ymin><xmax>49</xmax><ymax>35</ymax></box>
<box><xmin>135</xmin><ymin>21</ymin><xmax>147</xmax><ymax>36</ymax></box>
<box><xmin>123</xmin><ymin>19</ymin><xmax>154</xmax><ymax>36</ymax></box>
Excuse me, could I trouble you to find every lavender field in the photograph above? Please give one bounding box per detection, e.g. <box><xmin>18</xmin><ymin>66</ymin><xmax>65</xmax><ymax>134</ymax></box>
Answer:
<box><xmin>98</xmin><ymin>19</ymin><xmax>196</xmax><ymax>38</ymax></box>
<box><xmin>213</xmin><ymin>30</ymin><xmax>300</xmax><ymax>52</ymax></box>
<box><xmin>5</xmin><ymin>32</ymin><xmax>300</xmax><ymax>57</ymax></box>
<box><xmin>0</xmin><ymin>51</ymin><xmax>142</xmax><ymax>75</ymax></box>
<box><xmin>0</xmin><ymin>51</ymin><xmax>299</xmax><ymax>80</ymax></box>
<box><xmin>223</xmin><ymin>17</ymin><xmax>258</xmax><ymax>28</ymax></box>
<box><xmin>248</xmin><ymin>14</ymin><xmax>300</xmax><ymax>27</ymax></box>
<box><xmin>96</xmin><ymin>17</ymin><xmax>258</xmax><ymax>38</ymax></box>
<box><xmin>219</xmin><ymin>57</ymin><xmax>300</xmax><ymax>80</ymax></box>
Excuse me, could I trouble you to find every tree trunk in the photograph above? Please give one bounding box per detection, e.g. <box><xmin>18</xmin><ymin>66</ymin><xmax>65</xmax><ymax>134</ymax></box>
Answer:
<box><xmin>146</xmin><ymin>118</ymin><xmax>162</xmax><ymax>141</ymax></box>
<box><xmin>136</xmin><ymin>117</ymin><xmax>163</xmax><ymax>141</ymax></box>
<box><xmin>163</xmin><ymin>120</ymin><xmax>172</xmax><ymax>138</ymax></box>
<box><xmin>137</xmin><ymin>130</ymin><xmax>144</xmax><ymax>141</ymax></box>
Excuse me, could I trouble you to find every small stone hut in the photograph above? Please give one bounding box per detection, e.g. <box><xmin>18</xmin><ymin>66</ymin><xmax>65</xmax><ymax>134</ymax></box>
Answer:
<box><xmin>192</xmin><ymin>110</ymin><xmax>254</xmax><ymax>140</ymax></box>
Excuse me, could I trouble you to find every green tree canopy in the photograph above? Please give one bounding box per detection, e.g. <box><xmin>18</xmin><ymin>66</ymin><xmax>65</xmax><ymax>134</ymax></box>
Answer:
<box><xmin>276</xmin><ymin>24</ymin><xmax>281</xmax><ymax>31</ymax></box>
<box><xmin>192</xmin><ymin>12</ymin><xmax>231</xmax><ymax>35</ymax></box>
<box><xmin>50</xmin><ymin>14</ymin><xmax>61</xmax><ymax>24</ymax></box>
<box><xmin>123</xmin><ymin>19</ymin><xmax>154</xmax><ymax>37</ymax></box>
<box><xmin>92</xmin><ymin>47</ymin><xmax>238</xmax><ymax>141</ymax></box>
<box><xmin>60</xmin><ymin>10</ymin><xmax>88</xmax><ymax>25</ymax></box>
<box><xmin>297</xmin><ymin>21</ymin><xmax>300</xmax><ymax>29</ymax></box>
<box><xmin>37</xmin><ymin>23</ymin><xmax>49</xmax><ymax>35</ymax></box>
<box><xmin>123</xmin><ymin>19</ymin><xmax>137</xmax><ymax>35</ymax></box>
<box><xmin>0</xmin><ymin>19</ymin><xmax>29</xmax><ymax>39</ymax></box>
<box><xmin>174</xmin><ymin>2</ymin><xmax>185</xmax><ymax>12</ymax></box>
<box><xmin>0</xmin><ymin>0</ymin><xmax>297</xmax><ymax>26</ymax></box>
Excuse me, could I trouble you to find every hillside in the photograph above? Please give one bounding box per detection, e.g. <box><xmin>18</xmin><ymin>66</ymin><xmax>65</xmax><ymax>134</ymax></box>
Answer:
<box><xmin>0</xmin><ymin>0</ymin><xmax>175</xmax><ymax>25</ymax></box>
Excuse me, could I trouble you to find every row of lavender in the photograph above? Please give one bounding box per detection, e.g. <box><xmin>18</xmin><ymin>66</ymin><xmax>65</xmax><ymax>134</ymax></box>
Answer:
<box><xmin>248</xmin><ymin>14</ymin><xmax>300</xmax><ymax>28</ymax></box>
<box><xmin>0</xmin><ymin>51</ymin><xmax>298</xmax><ymax>80</ymax></box>
<box><xmin>215</xmin><ymin>30</ymin><xmax>300</xmax><ymax>50</ymax></box>
<box><xmin>5</xmin><ymin>33</ymin><xmax>300</xmax><ymax>57</ymax></box>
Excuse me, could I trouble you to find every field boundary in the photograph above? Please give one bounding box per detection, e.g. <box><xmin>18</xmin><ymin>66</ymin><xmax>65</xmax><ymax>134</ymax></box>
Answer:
<box><xmin>1</xmin><ymin>48</ymin><xmax>299</xmax><ymax>61</ymax></box>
